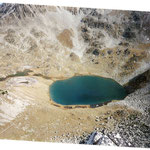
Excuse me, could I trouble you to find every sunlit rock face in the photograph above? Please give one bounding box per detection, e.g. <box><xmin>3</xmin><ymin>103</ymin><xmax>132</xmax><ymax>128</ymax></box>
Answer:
<box><xmin>50</xmin><ymin>76</ymin><xmax>127</xmax><ymax>105</ymax></box>
<box><xmin>0</xmin><ymin>3</ymin><xmax>149</xmax><ymax>85</ymax></box>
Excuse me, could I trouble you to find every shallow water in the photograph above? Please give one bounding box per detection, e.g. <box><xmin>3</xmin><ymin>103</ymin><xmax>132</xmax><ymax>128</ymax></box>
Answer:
<box><xmin>49</xmin><ymin>76</ymin><xmax>127</xmax><ymax>105</ymax></box>
<box><xmin>0</xmin><ymin>69</ymin><xmax>32</xmax><ymax>81</ymax></box>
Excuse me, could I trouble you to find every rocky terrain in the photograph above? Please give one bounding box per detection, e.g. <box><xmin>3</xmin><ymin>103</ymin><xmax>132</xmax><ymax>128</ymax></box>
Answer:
<box><xmin>0</xmin><ymin>3</ymin><xmax>150</xmax><ymax>148</ymax></box>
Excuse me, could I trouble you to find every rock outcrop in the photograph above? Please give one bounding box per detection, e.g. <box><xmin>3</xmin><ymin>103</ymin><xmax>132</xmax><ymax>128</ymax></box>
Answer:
<box><xmin>0</xmin><ymin>3</ymin><xmax>149</xmax><ymax>84</ymax></box>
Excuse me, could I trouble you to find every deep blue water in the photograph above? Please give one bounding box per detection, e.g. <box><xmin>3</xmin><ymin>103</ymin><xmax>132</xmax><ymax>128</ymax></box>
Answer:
<box><xmin>49</xmin><ymin>76</ymin><xmax>127</xmax><ymax>105</ymax></box>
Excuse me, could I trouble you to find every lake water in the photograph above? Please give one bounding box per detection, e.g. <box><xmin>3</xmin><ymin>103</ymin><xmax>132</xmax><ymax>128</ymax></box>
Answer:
<box><xmin>49</xmin><ymin>75</ymin><xmax>127</xmax><ymax>105</ymax></box>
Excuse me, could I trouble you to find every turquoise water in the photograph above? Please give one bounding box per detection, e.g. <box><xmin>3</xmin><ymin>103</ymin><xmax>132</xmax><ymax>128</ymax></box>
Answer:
<box><xmin>49</xmin><ymin>76</ymin><xmax>127</xmax><ymax>105</ymax></box>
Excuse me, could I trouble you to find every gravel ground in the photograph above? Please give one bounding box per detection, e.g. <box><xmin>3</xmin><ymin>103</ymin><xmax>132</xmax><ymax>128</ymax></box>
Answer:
<box><xmin>79</xmin><ymin>82</ymin><xmax>150</xmax><ymax>147</ymax></box>
<box><xmin>81</xmin><ymin>112</ymin><xmax>150</xmax><ymax>147</ymax></box>
<box><xmin>108</xmin><ymin>82</ymin><xmax>150</xmax><ymax>115</ymax></box>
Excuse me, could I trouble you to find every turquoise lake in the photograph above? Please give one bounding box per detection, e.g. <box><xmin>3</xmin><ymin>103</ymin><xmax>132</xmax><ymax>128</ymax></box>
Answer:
<box><xmin>49</xmin><ymin>76</ymin><xmax>127</xmax><ymax>105</ymax></box>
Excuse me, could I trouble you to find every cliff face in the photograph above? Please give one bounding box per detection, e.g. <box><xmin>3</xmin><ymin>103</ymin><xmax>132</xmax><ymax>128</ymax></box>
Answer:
<box><xmin>0</xmin><ymin>3</ymin><xmax>150</xmax><ymax>84</ymax></box>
